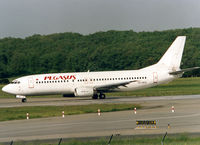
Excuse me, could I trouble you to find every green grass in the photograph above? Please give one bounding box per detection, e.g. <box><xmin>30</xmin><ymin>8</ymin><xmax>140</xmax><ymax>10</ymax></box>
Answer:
<box><xmin>58</xmin><ymin>135</ymin><xmax>200</xmax><ymax>145</ymax></box>
<box><xmin>1</xmin><ymin>77</ymin><xmax>200</xmax><ymax>99</ymax></box>
<box><xmin>2</xmin><ymin>134</ymin><xmax>200</xmax><ymax>145</ymax></box>
<box><xmin>0</xmin><ymin>103</ymin><xmax>140</xmax><ymax>121</ymax></box>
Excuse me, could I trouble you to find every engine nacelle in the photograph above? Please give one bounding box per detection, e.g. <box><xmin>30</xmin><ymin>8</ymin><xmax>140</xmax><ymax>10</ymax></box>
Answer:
<box><xmin>16</xmin><ymin>95</ymin><xmax>26</xmax><ymax>99</ymax></box>
<box><xmin>74</xmin><ymin>87</ymin><xmax>94</xmax><ymax>97</ymax></box>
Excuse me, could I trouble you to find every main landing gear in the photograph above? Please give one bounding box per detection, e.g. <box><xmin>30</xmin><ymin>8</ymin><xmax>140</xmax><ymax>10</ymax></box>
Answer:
<box><xmin>92</xmin><ymin>93</ymin><xmax>106</xmax><ymax>99</ymax></box>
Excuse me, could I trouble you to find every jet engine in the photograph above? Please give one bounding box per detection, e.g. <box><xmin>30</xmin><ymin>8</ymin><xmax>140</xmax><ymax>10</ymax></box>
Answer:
<box><xmin>74</xmin><ymin>87</ymin><xmax>94</xmax><ymax>97</ymax></box>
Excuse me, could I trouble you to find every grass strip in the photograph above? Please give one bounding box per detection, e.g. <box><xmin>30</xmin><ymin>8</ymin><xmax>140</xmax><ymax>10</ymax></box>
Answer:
<box><xmin>2</xmin><ymin>133</ymin><xmax>200</xmax><ymax>145</ymax></box>
<box><xmin>0</xmin><ymin>103</ymin><xmax>140</xmax><ymax>121</ymax></box>
<box><xmin>60</xmin><ymin>135</ymin><xmax>200</xmax><ymax>145</ymax></box>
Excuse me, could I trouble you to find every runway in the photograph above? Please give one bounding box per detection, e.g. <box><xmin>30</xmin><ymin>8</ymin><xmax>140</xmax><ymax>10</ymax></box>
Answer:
<box><xmin>1</xmin><ymin>94</ymin><xmax>200</xmax><ymax>108</ymax></box>
<box><xmin>1</xmin><ymin>95</ymin><xmax>200</xmax><ymax>142</ymax></box>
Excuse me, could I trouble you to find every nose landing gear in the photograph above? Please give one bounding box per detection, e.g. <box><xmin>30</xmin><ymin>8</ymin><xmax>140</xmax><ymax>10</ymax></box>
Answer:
<box><xmin>22</xmin><ymin>98</ymin><xmax>27</xmax><ymax>103</ymax></box>
<box><xmin>16</xmin><ymin>95</ymin><xmax>27</xmax><ymax>103</ymax></box>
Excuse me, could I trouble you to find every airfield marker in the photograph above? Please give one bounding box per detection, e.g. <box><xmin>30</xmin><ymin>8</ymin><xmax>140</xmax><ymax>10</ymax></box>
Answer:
<box><xmin>134</xmin><ymin>107</ymin><xmax>137</xmax><ymax>114</ymax></box>
<box><xmin>26</xmin><ymin>113</ymin><xmax>29</xmax><ymax>120</ymax></box>
<box><xmin>62</xmin><ymin>111</ymin><xmax>65</xmax><ymax>118</ymax></box>
<box><xmin>98</xmin><ymin>109</ymin><xmax>101</xmax><ymax>116</ymax></box>
<box><xmin>168</xmin><ymin>124</ymin><xmax>171</xmax><ymax>129</ymax></box>
<box><xmin>171</xmin><ymin>106</ymin><xmax>175</xmax><ymax>113</ymax></box>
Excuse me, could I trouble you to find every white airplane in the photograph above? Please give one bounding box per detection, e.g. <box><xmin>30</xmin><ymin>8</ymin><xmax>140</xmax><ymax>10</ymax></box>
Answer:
<box><xmin>2</xmin><ymin>36</ymin><xmax>199</xmax><ymax>102</ymax></box>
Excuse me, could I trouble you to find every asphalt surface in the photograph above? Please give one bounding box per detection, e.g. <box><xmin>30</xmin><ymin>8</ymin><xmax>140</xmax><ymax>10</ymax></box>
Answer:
<box><xmin>0</xmin><ymin>95</ymin><xmax>200</xmax><ymax>142</ymax></box>
<box><xmin>1</xmin><ymin>95</ymin><xmax>200</xmax><ymax>108</ymax></box>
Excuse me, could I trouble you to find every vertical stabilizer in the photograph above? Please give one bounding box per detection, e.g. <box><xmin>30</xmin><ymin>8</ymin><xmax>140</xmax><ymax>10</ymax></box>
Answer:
<box><xmin>157</xmin><ymin>36</ymin><xmax>186</xmax><ymax>71</ymax></box>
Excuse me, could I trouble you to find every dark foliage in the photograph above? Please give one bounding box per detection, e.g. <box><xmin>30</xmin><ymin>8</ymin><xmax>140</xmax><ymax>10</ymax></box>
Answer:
<box><xmin>0</xmin><ymin>28</ymin><xmax>200</xmax><ymax>78</ymax></box>
<box><xmin>0</xmin><ymin>78</ymin><xmax>9</xmax><ymax>84</ymax></box>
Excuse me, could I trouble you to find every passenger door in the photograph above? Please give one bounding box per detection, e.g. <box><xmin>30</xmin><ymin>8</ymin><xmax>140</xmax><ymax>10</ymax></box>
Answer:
<box><xmin>28</xmin><ymin>77</ymin><xmax>34</xmax><ymax>88</ymax></box>
<box><xmin>153</xmin><ymin>72</ymin><xmax>158</xmax><ymax>83</ymax></box>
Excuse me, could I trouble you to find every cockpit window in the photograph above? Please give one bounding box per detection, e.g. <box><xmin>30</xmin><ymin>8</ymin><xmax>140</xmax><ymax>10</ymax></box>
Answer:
<box><xmin>10</xmin><ymin>80</ymin><xmax>20</xmax><ymax>84</ymax></box>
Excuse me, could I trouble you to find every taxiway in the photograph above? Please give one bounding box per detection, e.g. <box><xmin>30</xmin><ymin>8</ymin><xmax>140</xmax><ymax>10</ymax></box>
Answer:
<box><xmin>0</xmin><ymin>95</ymin><xmax>200</xmax><ymax>142</ymax></box>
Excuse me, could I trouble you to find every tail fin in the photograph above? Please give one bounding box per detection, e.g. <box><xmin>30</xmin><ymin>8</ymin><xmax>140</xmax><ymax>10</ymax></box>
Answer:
<box><xmin>157</xmin><ymin>36</ymin><xmax>186</xmax><ymax>71</ymax></box>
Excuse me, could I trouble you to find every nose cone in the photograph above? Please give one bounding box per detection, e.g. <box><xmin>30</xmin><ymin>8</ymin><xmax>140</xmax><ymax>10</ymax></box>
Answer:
<box><xmin>2</xmin><ymin>85</ymin><xmax>8</xmax><ymax>93</ymax></box>
<box><xmin>2</xmin><ymin>85</ymin><xmax>12</xmax><ymax>94</ymax></box>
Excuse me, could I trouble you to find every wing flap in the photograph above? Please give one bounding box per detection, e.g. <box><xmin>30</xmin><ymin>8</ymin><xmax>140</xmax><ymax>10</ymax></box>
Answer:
<box><xmin>95</xmin><ymin>81</ymin><xmax>135</xmax><ymax>92</ymax></box>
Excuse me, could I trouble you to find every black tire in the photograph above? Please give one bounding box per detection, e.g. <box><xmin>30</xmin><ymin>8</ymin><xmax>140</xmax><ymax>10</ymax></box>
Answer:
<box><xmin>99</xmin><ymin>93</ymin><xmax>106</xmax><ymax>99</ymax></box>
<box><xmin>22</xmin><ymin>98</ymin><xmax>27</xmax><ymax>103</ymax></box>
<box><xmin>92</xmin><ymin>94</ymin><xmax>98</xmax><ymax>99</ymax></box>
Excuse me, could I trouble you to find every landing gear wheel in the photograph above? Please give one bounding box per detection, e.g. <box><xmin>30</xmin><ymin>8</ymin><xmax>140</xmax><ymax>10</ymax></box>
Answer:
<box><xmin>92</xmin><ymin>94</ymin><xmax>98</xmax><ymax>99</ymax></box>
<box><xmin>22</xmin><ymin>98</ymin><xmax>27</xmax><ymax>103</ymax></box>
<box><xmin>99</xmin><ymin>93</ymin><xmax>106</xmax><ymax>99</ymax></box>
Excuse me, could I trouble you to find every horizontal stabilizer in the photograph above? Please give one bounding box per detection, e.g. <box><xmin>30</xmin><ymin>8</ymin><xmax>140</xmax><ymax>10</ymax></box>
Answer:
<box><xmin>169</xmin><ymin>67</ymin><xmax>200</xmax><ymax>75</ymax></box>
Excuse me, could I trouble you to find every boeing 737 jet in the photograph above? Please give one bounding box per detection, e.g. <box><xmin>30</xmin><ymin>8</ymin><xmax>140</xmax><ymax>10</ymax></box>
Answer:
<box><xmin>2</xmin><ymin>36</ymin><xmax>199</xmax><ymax>102</ymax></box>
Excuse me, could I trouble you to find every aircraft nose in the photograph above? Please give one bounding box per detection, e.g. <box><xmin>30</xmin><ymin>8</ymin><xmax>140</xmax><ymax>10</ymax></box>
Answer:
<box><xmin>2</xmin><ymin>85</ymin><xmax>11</xmax><ymax>94</ymax></box>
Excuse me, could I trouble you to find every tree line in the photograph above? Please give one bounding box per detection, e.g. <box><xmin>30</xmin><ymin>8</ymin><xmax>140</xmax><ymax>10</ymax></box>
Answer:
<box><xmin>0</xmin><ymin>27</ymin><xmax>200</xmax><ymax>79</ymax></box>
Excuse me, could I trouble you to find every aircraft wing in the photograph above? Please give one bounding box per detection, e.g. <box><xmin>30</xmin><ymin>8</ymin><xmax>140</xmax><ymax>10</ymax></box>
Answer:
<box><xmin>95</xmin><ymin>81</ymin><xmax>135</xmax><ymax>92</ymax></box>
<box><xmin>169</xmin><ymin>67</ymin><xmax>200</xmax><ymax>75</ymax></box>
